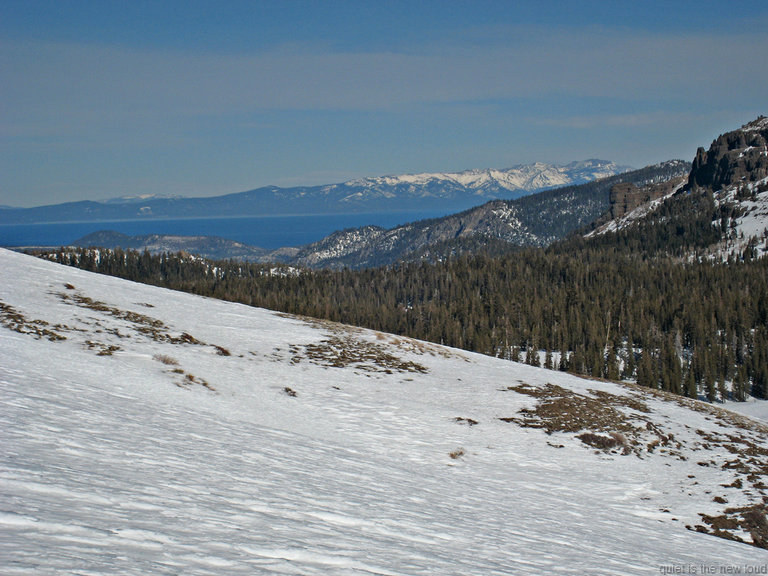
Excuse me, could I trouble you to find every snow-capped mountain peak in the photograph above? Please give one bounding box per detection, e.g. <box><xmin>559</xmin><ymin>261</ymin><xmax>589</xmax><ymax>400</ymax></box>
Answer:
<box><xmin>332</xmin><ymin>159</ymin><xmax>631</xmax><ymax>199</ymax></box>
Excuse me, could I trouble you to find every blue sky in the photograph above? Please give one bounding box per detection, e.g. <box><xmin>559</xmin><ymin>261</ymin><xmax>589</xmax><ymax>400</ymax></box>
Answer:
<box><xmin>2</xmin><ymin>1</ymin><xmax>767</xmax><ymax>207</ymax></box>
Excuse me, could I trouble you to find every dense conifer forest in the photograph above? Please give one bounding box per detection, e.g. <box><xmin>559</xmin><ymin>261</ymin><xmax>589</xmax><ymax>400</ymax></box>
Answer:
<box><xmin>40</xmin><ymin>209</ymin><xmax>768</xmax><ymax>401</ymax></box>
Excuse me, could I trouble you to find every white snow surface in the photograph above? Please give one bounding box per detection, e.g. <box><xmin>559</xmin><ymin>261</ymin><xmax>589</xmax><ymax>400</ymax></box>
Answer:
<box><xmin>1</xmin><ymin>248</ymin><xmax>766</xmax><ymax>574</ymax></box>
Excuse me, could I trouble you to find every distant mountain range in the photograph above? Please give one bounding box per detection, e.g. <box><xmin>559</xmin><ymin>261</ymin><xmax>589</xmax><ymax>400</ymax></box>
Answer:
<box><xmin>72</xmin><ymin>161</ymin><xmax>689</xmax><ymax>268</ymax></box>
<box><xmin>51</xmin><ymin>114</ymin><xmax>768</xmax><ymax>270</ymax></box>
<box><xmin>1</xmin><ymin>160</ymin><xmax>630</xmax><ymax>225</ymax></box>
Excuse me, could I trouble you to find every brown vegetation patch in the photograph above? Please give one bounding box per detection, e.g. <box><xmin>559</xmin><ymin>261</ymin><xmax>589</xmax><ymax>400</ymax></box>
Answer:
<box><xmin>282</xmin><ymin>313</ymin><xmax>463</xmax><ymax>361</ymax></box>
<box><xmin>449</xmin><ymin>448</ymin><xmax>466</xmax><ymax>460</ymax></box>
<box><xmin>500</xmin><ymin>383</ymin><xmax>641</xmax><ymax>445</ymax></box>
<box><xmin>84</xmin><ymin>340</ymin><xmax>121</xmax><ymax>356</ymax></box>
<box><xmin>0</xmin><ymin>300</ymin><xmax>67</xmax><ymax>341</ymax></box>
<box><xmin>297</xmin><ymin>335</ymin><xmax>428</xmax><ymax>374</ymax></box>
<box><xmin>698</xmin><ymin>504</ymin><xmax>768</xmax><ymax>549</ymax></box>
<box><xmin>588</xmin><ymin>388</ymin><xmax>651</xmax><ymax>414</ymax></box>
<box><xmin>58</xmin><ymin>291</ymin><xmax>164</xmax><ymax>328</ymax></box>
<box><xmin>56</xmin><ymin>290</ymin><xmax>219</xmax><ymax>348</ymax></box>
<box><xmin>153</xmin><ymin>354</ymin><xmax>180</xmax><ymax>366</ymax></box>
<box><xmin>455</xmin><ymin>417</ymin><xmax>479</xmax><ymax>427</ymax></box>
<box><xmin>498</xmin><ymin>383</ymin><xmax>689</xmax><ymax>459</ymax></box>
<box><xmin>176</xmin><ymin>371</ymin><xmax>215</xmax><ymax>392</ymax></box>
<box><xmin>577</xmin><ymin>431</ymin><xmax>630</xmax><ymax>454</ymax></box>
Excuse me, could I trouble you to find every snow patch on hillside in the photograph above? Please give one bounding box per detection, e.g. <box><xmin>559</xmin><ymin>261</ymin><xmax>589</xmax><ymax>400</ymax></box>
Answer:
<box><xmin>707</xmin><ymin>178</ymin><xmax>768</xmax><ymax>260</ymax></box>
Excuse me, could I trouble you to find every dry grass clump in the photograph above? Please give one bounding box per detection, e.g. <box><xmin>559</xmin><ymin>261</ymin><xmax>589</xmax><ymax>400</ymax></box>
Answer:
<box><xmin>84</xmin><ymin>340</ymin><xmax>121</xmax><ymax>356</ymax></box>
<box><xmin>57</xmin><ymin>290</ymin><xmax>233</xmax><ymax>355</ymax></box>
<box><xmin>449</xmin><ymin>448</ymin><xmax>466</xmax><ymax>460</ymax></box>
<box><xmin>298</xmin><ymin>335</ymin><xmax>428</xmax><ymax>374</ymax></box>
<box><xmin>153</xmin><ymin>354</ymin><xmax>179</xmax><ymax>366</ymax></box>
<box><xmin>500</xmin><ymin>383</ymin><xmax>639</xmax><ymax>438</ymax></box>
<box><xmin>177</xmin><ymin>371</ymin><xmax>214</xmax><ymax>391</ymax></box>
<box><xmin>576</xmin><ymin>431</ymin><xmax>629</xmax><ymax>454</ymax></box>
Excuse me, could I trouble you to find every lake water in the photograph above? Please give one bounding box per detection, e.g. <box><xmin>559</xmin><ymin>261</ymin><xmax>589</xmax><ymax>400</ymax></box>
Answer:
<box><xmin>0</xmin><ymin>211</ymin><xmax>447</xmax><ymax>250</ymax></box>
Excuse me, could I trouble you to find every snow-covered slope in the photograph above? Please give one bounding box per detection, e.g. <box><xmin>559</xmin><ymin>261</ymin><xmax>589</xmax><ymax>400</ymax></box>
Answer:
<box><xmin>1</xmin><ymin>248</ymin><xmax>766</xmax><ymax>574</ymax></box>
<box><xmin>703</xmin><ymin>177</ymin><xmax>768</xmax><ymax>260</ymax></box>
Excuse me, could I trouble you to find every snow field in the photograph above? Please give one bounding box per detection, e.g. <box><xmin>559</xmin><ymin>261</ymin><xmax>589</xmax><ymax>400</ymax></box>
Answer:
<box><xmin>1</xmin><ymin>248</ymin><xmax>766</xmax><ymax>574</ymax></box>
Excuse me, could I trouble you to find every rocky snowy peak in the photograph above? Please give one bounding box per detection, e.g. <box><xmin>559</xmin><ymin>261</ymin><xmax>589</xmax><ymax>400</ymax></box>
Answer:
<box><xmin>742</xmin><ymin>115</ymin><xmax>768</xmax><ymax>132</ymax></box>
<box><xmin>331</xmin><ymin>159</ymin><xmax>631</xmax><ymax>200</ymax></box>
<box><xmin>688</xmin><ymin>116</ymin><xmax>768</xmax><ymax>193</ymax></box>
<box><xmin>1</xmin><ymin>248</ymin><xmax>767</xmax><ymax>573</ymax></box>
<box><xmin>586</xmin><ymin>119</ymin><xmax>768</xmax><ymax>259</ymax></box>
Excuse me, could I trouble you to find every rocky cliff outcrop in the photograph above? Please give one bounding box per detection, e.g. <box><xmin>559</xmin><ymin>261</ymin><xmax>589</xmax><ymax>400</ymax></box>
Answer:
<box><xmin>688</xmin><ymin>116</ymin><xmax>768</xmax><ymax>192</ymax></box>
<box><xmin>609</xmin><ymin>177</ymin><xmax>686</xmax><ymax>220</ymax></box>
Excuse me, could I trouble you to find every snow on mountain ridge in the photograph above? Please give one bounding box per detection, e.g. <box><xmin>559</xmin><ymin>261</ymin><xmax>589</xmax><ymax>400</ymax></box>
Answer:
<box><xmin>335</xmin><ymin>159</ymin><xmax>630</xmax><ymax>197</ymax></box>
<box><xmin>741</xmin><ymin>115</ymin><xmax>768</xmax><ymax>132</ymax></box>
<box><xmin>1</xmin><ymin>248</ymin><xmax>766</xmax><ymax>573</ymax></box>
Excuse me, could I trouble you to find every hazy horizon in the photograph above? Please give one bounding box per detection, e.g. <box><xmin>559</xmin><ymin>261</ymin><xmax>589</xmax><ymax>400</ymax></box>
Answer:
<box><xmin>2</xmin><ymin>1</ymin><xmax>766</xmax><ymax>207</ymax></box>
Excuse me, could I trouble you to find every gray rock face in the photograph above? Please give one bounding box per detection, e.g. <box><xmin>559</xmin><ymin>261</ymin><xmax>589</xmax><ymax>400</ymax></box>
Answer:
<box><xmin>688</xmin><ymin>116</ymin><xmax>768</xmax><ymax>192</ymax></box>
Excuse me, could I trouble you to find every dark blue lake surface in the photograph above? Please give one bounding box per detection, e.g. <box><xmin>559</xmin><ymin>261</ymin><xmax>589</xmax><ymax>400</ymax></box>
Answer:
<box><xmin>0</xmin><ymin>211</ymin><xmax>447</xmax><ymax>250</ymax></box>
